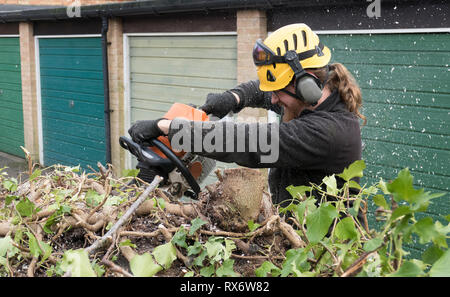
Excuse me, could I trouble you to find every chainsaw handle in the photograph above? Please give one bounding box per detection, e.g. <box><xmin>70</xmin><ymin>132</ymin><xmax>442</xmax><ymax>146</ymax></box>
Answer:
<box><xmin>150</xmin><ymin>139</ymin><xmax>200</xmax><ymax>198</ymax></box>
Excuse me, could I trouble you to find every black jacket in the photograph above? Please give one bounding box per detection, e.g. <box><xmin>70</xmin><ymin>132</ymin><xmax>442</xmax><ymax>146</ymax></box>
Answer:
<box><xmin>168</xmin><ymin>80</ymin><xmax>362</xmax><ymax>206</ymax></box>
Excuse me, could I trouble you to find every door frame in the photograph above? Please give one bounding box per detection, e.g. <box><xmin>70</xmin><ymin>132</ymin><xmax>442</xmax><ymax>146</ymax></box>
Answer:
<box><xmin>122</xmin><ymin>31</ymin><xmax>237</xmax><ymax>169</ymax></box>
<box><xmin>34</xmin><ymin>34</ymin><xmax>101</xmax><ymax>165</ymax></box>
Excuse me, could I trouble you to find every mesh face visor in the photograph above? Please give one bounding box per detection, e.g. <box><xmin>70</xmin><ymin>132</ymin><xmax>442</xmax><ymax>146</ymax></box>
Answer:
<box><xmin>252</xmin><ymin>39</ymin><xmax>326</xmax><ymax>66</ymax></box>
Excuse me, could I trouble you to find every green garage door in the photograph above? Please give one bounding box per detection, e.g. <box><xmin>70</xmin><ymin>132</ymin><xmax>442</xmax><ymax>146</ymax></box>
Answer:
<box><xmin>320</xmin><ymin>33</ymin><xmax>449</xmax><ymax>255</ymax></box>
<box><xmin>128</xmin><ymin>34</ymin><xmax>237</xmax><ymax>185</ymax></box>
<box><xmin>39</xmin><ymin>37</ymin><xmax>106</xmax><ymax>170</ymax></box>
<box><xmin>0</xmin><ymin>37</ymin><xmax>24</xmax><ymax>157</ymax></box>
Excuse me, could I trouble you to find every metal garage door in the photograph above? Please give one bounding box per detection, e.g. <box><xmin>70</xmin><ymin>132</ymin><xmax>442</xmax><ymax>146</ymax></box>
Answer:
<box><xmin>320</xmin><ymin>33</ymin><xmax>449</xmax><ymax>255</ymax></box>
<box><xmin>38</xmin><ymin>37</ymin><xmax>106</xmax><ymax>170</ymax></box>
<box><xmin>127</xmin><ymin>34</ymin><xmax>237</xmax><ymax>185</ymax></box>
<box><xmin>0</xmin><ymin>37</ymin><xmax>24</xmax><ymax>157</ymax></box>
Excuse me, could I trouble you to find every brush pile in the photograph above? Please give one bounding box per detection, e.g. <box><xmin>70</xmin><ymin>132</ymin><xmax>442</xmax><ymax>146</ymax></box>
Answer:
<box><xmin>0</xmin><ymin>149</ymin><xmax>304</xmax><ymax>277</ymax></box>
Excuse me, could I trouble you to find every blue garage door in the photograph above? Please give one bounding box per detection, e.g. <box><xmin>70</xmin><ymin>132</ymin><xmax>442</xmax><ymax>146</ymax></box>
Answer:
<box><xmin>39</xmin><ymin>37</ymin><xmax>106</xmax><ymax>170</ymax></box>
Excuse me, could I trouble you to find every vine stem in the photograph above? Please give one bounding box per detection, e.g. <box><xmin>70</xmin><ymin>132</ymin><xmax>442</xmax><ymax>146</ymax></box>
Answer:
<box><xmin>85</xmin><ymin>176</ymin><xmax>163</xmax><ymax>255</ymax></box>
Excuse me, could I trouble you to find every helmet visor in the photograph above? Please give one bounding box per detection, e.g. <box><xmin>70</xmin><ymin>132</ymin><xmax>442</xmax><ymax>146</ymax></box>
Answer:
<box><xmin>252</xmin><ymin>39</ymin><xmax>285</xmax><ymax>66</ymax></box>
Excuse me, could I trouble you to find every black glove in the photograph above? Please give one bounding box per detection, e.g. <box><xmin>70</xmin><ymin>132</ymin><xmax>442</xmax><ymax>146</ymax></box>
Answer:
<box><xmin>128</xmin><ymin>118</ymin><xmax>166</xmax><ymax>145</ymax></box>
<box><xmin>200</xmin><ymin>91</ymin><xmax>238</xmax><ymax>119</ymax></box>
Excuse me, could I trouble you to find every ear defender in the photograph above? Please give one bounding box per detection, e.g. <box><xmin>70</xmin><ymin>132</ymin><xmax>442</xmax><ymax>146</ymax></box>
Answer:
<box><xmin>284</xmin><ymin>50</ymin><xmax>323</xmax><ymax>105</ymax></box>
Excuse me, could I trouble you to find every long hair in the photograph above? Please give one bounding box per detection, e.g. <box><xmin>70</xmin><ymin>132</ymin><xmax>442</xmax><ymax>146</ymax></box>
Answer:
<box><xmin>310</xmin><ymin>63</ymin><xmax>366</xmax><ymax>125</ymax></box>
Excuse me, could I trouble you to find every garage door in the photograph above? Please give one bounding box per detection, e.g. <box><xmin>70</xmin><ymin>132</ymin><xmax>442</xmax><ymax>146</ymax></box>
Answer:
<box><xmin>0</xmin><ymin>37</ymin><xmax>24</xmax><ymax>157</ymax></box>
<box><xmin>38</xmin><ymin>37</ymin><xmax>106</xmax><ymax>170</ymax></box>
<box><xmin>128</xmin><ymin>34</ymin><xmax>237</xmax><ymax>185</ymax></box>
<box><xmin>320</xmin><ymin>33</ymin><xmax>450</xmax><ymax>255</ymax></box>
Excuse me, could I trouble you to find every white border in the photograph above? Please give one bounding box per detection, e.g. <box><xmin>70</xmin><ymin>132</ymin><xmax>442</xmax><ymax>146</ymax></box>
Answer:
<box><xmin>316</xmin><ymin>28</ymin><xmax>450</xmax><ymax>34</ymax></box>
<box><xmin>0</xmin><ymin>35</ymin><xmax>20</xmax><ymax>37</ymax></box>
<box><xmin>122</xmin><ymin>31</ymin><xmax>237</xmax><ymax>169</ymax></box>
<box><xmin>34</xmin><ymin>34</ymin><xmax>101</xmax><ymax>165</ymax></box>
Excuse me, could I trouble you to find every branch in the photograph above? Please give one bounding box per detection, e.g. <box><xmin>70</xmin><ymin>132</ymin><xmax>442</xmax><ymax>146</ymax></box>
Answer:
<box><xmin>85</xmin><ymin>176</ymin><xmax>163</xmax><ymax>255</ymax></box>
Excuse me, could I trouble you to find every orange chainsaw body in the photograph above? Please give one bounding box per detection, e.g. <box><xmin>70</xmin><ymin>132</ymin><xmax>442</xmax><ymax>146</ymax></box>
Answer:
<box><xmin>152</xmin><ymin>103</ymin><xmax>209</xmax><ymax>180</ymax></box>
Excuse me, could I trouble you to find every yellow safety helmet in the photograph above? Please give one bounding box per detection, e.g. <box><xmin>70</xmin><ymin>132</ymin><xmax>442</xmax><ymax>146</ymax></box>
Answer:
<box><xmin>253</xmin><ymin>23</ymin><xmax>331</xmax><ymax>92</ymax></box>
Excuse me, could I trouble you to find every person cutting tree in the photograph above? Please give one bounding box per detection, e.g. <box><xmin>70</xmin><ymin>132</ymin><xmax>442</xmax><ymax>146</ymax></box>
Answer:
<box><xmin>128</xmin><ymin>23</ymin><xmax>366</xmax><ymax>211</ymax></box>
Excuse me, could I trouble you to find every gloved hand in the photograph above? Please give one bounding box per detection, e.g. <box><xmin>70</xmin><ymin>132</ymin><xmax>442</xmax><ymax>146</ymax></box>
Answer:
<box><xmin>200</xmin><ymin>91</ymin><xmax>238</xmax><ymax>118</ymax></box>
<box><xmin>128</xmin><ymin>118</ymin><xmax>166</xmax><ymax>145</ymax></box>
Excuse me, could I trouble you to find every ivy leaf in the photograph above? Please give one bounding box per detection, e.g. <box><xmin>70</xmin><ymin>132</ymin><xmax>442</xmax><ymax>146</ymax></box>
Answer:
<box><xmin>388</xmin><ymin>260</ymin><xmax>424</xmax><ymax>277</ymax></box>
<box><xmin>322</xmin><ymin>175</ymin><xmax>338</xmax><ymax>196</ymax></box>
<box><xmin>255</xmin><ymin>261</ymin><xmax>281</xmax><ymax>277</ymax></box>
<box><xmin>373</xmin><ymin>194</ymin><xmax>389</xmax><ymax>210</ymax></box>
<box><xmin>429</xmin><ymin>249</ymin><xmax>450</xmax><ymax>277</ymax></box>
<box><xmin>189</xmin><ymin>217</ymin><xmax>207</xmax><ymax>235</ymax></box>
<box><xmin>390</xmin><ymin>205</ymin><xmax>412</xmax><ymax>222</ymax></box>
<box><xmin>16</xmin><ymin>198</ymin><xmax>36</xmax><ymax>217</ymax></box>
<box><xmin>337</xmin><ymin>160</ymin><xmax>366</xmax><ymax>182</ymax></box>
<box><xmin>172</xmin><ymin>227</ymin><xmax>188</xmax><ymax>249</ymax></box>
<box><xmin>306</xmin><ymin>203</ymin><xmax>339</xmax><ymax>244</ymax></box>
<box><xmin>422</xmin><ymin>244</ymin><xmax>444</xmax><ymax>265</ymax></box>
<box><xmin>29</xmin><ymin>169</ymin><xmax>42</xmax><ymax>181</ymax></box>
<box><xmin>122</xmin><ymin>169</ymin><xmax>140</xmax><ymax>177</ymax></box>
<box><xmin>187</xmin><ymin>241</ymin><xmax>203</xmax><ymax>256</ymax></box>
<box><xmin>280</xmin><ymin>248</ymin><xmax>310</xmax><ymax>277</ymax></box>
<box><xmin>216</xmin><ymin>259</ymin><xmax>238</xmax><ymax>277</ymax></box>
<box><xmin>200</xmin><ymin>264</ymin><xmax>215</xmax><ymax>277</ymax></box>
<box><xmin>363</xmin><ymin>237</ymin><xmax>383</xmax><ymax>252</ymax></box>
<box><xmin>60</xmin><ymin>249</ymin><xmax>97</xmax><ymax>277</ymax></box>
<box><xmin>414</xmin><ymin>217</ymin><xmax>447</xmax><ymax>248</ymax></box>
<box><xmin>247</xmin><ymin>220</ymin><xmax>261</xmax><ymax>232</ymax></box>
<box><xmin>85</xmin><ymin>189</ymin><xmax>103</xmax><ymax>207</ymax></box>
<box><xmin>152</xmin><ymin>242</ymin><xmax>177</xmax><ymax>270</ymax></box>
<box><xmin>286</xmin><ymin>185</ymin><xmax>312</xmax><ymax>199</ymax></box>
<box><xmin>130</xmin><ymin>253</ymin><xmax>162</xmax><ymax>277</ymax></box>
<box><xmin>335</xmin><ymin>217</ymin><xmax>359</xmax><ymax>241</ymax></box>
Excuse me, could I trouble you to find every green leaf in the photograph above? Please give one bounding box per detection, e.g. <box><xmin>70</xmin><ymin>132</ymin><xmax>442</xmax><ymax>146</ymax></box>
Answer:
<box><xmin>363</xmin><ymin>237</ymin><xmax>383</xmax><ymax>252</ymax></box>
<box><xmin>27</xmin><ymin>232</ymin><xmax>41</xmax><ymax>258</ymax></box>
<box><xmin>422</xmin><ymin>245</ymin><xmax>444</xmax><ymax>265</ymax></box>
<box><xmin>205</xmin><ymin>238</ymin><xmax>224</xmax><ymax>263</ymax></box>
<box><xmin>29</xmin><ymin>169</ymin><xmax>42</xmax><ymax>181</ymax></box>
<box><xmin>280</xmin><ymin>248</ymin><xmax>310</xmax><ymax>277</ymax></box>
<box><xmin>322</xmin><ymin>175</ymin><xmax>338</xmax><ymax>196</ymax></box>
<box><xmin>414</xmin><ymin>217</ymin><xmax>447</xmax><ymax>248</ymax></box>
<box><xmin>255</xmin><ymin>261</ymin><xmax>281</xmax><ymax>277</ymax></box>
<box><xmin>335</xmin><ymin>217</ymin><xmax>359</xmax><ymax>241</ymax></box>
<box><xmin>3</xmin><ymin>178</ymin><xmax>18</xmax><ymax>192</ymax></box>
<box><xmin>0</xmin><ymin>236</ymin><xmax>19</xmax><ymax>258</ymax></box>
<box><xmin>216</xmin><ymin>259</ymin><xmax>238</xmax><ymax>277</ymax></box>
<box><xmin>5</xmin><ymin>195</ymin><xmax>18</xmax><ymax>206</ymax></box>
<box><xmin>122</xmin><ymin>169</ymin><xmax>140</xmax><ymax>177</ymax></box>
<box><xmin>390</xmin><ymin>205</ymin><xmax>411</xmax><ymax>222</ymax></box>
<box><xmin>337</xmin><ymin>160</ymin><xmax>366</xmax><ymax>182</ymax></box>
<box><xmin>152</xmin><ymin>242</ymin><xmax>177</xmax><ymax>269</ymax></box>
<box><xmin>119</xmin><ymin>239</ymin><xmax>137</xmax><ymax>249</ymax></box>
<box><xmin>200</xmin><ymin>264</ymin><xmax>215</xmax><ymax>277</ymax></box>
<box><xmin>306</xmin><ymin>203</ymin><xmax>339</xmax><ymax>244</ymax></box>
<box><xmin>445</xmin><ymin>214</ymin><xmax>450</xmax><ymax>222</ymax></box>
<box><xmin>16</xmin><ymin>198</ymin><xmax>36</xmax><ymax>217</ymax></box>
<box><xmin>294</xmin><ymin>198</ymin><xmax>317</xmax><ymax>224</ymax></box>
<box><xmin>286</xmin><ymin>185</ymin><xmax>312</xmax><ymax>199</ymax></box>
<box><xmin>189</xmin><ymin>217</ymin><xmax>207</xmax><ymax>235</ymax></box>
<box><xmin>429</xmin><ymin>249</ymin><xmax>450</xmax><ymax>277</ymax></box>
<box><xmin>172</xmin><ymin>227</ymin><xmax>188</xmax><ymax>249</ymax></box>
<box><xmin>130</xmin><ymin>253</ymin><xmax>162</xmax><ymax>277</ymax></box>
<box><xmin>184</xmin><ymin>271</ymin><xmax>194</xmax><ymax>277</ymax></box>
<box><xmin>247</xmin><ymin>219</ymin><xmax>261</xmax><ymax>232</ymax></box>
<box><xmin>187</xmin><ymin>241</ymin><xmax>203</xmax><ymax>256</ymax></box>
<box><xmin>60</xmin><ymin>249</ymin><xmax>97</xmax><ymax>277</ymax></box>
<box><xmin>373</xmin><ymin>194</ymin><xmax>389</xmax><ymax>210</ymax></box>
<box><xmin>388</xmin><ymin>260</ymin><xmax>424</xmax><ymax>277</ymax></box>
<box><xmin>193</xmin><ymin>250</ymin><xmax>208</xmax><ymax>267</ymax></box>
<box><xmin>85</xmin><ymin>189</ymin><xmax>103</xmax><ymax>207</ymax></box>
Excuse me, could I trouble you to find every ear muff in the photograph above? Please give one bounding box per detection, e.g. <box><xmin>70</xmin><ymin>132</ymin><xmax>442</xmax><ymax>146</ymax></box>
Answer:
<box><xmin>295</xmin><ymin>74</ymin><xmax>323</xmax><ymax>105</ymax></box>
<box><xmin>284</xmin><ymin>50</ymin><xmax>324</xmax><ymax>105</ymax></box>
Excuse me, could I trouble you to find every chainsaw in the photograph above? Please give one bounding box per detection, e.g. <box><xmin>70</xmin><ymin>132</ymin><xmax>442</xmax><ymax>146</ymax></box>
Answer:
<box><xmin>119</xmin><ymin>103</ymin><xmax>216</xmax><ymax>200</ymax></box>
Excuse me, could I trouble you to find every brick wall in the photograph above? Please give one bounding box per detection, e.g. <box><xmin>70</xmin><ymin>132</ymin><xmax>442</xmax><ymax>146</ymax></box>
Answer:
<box><xmin>107</xmin><ymin>17</ymin><xmax>126</xmax><ymax>175</ymax></box>
<box><xmin>19</xmin><ymin>22</ymin><xmax>40</xmax><ymax>161</ymax></box>
<box><xmin>236</xmin><ymin>9</ymin><xmax>268</xmax><ymax>121</ymax></box>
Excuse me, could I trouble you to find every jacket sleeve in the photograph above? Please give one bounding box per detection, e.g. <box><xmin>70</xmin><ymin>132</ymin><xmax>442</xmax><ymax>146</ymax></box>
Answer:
<box><xmin>167</xmin><ymin>116</ymin><xmax>333</xmax><ymax>169</ymax></box>
<box><xmin>231</xmin><ymin>80</ymin><xmax>282</xmax><ymax>115</ymax></box>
